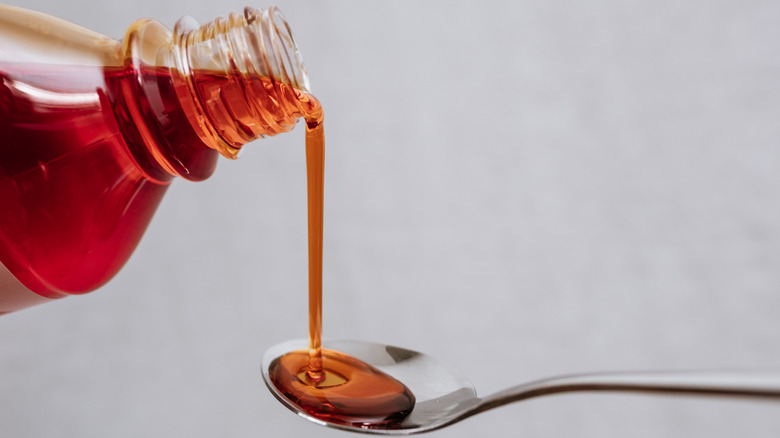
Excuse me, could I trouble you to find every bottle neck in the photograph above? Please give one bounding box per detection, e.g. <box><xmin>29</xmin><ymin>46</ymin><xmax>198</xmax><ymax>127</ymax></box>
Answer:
<box><xmin>171</xmin><ymin>7</ymin><xmax>312</xmax><ymax>159</ymax></box>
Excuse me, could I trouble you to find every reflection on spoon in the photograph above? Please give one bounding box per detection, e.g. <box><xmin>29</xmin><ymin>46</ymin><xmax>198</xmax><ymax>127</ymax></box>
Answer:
<box><xmin>263</xmin><ymin>339</ymin><xmax>780</xmax><ymax>435</ymax></box>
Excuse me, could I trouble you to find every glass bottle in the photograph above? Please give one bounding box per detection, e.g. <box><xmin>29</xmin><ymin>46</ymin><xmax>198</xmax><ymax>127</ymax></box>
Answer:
<box><xmin>0</xmin><ymin>5</ymin><xmax>314</xmax><ymax>313</ymax></box>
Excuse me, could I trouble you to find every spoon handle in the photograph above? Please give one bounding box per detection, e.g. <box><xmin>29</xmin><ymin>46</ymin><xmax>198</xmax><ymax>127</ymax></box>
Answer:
<box><xmin>478</xmin><ymin>370</ymin><xmax>780</xmax><ymax>413</ymax></box>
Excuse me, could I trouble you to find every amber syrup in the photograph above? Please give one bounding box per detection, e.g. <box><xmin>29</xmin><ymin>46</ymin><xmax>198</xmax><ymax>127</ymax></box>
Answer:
<box><xmin>266</xmin><ymin>97</ymin><xmax>415</xmax><ymax>426</ymax></box>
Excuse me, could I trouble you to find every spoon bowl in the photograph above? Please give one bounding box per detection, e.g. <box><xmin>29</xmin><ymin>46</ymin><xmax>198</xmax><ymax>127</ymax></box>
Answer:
<box><xmin>262</xmin><ymin>339</ymin><xmax>780</xmax><ymax>435</ymax></box>
<box><xmin>262</xmin><ymin>339</ymin><xmax>477</xmax><ymax>434</ymax></box>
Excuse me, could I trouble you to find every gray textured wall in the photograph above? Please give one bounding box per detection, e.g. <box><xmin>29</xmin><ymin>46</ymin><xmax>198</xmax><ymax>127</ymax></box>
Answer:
<box><xmin>1</xmin><ymin>1</ymin><xmax>779</xmax><ymax>437</ymax></box>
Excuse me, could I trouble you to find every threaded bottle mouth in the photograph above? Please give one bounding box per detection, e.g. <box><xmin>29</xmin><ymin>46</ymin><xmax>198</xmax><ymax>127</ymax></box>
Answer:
<box><xmin>172</xmin><ymin>7</ymin><xmax>312</xmax><ymax>158</ymax></box>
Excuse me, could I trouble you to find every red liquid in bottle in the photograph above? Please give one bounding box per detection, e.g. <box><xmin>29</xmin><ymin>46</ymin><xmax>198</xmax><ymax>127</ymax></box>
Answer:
<box><xmin>0</xmin><ymin>5</ymin><xmax>323</xmax><ymax>314</ymax></box>
<box><xmin>267</xmin><ymin>98</ymin><xmax>416</xmax><ymax>426</ymax></box>
<box><xmin>0</xmin><ymin>61</ymin><xmax>295</xmax><ymax>310</ymax></box>
<box><xmin>0</xmin><ymin>64</ymin><xmax>178</xmax><ymax>303</ymax></box>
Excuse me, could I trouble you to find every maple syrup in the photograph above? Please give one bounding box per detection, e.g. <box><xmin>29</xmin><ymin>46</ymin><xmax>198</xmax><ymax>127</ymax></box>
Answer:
<box><xmin>266</xmin><ymin>95</ymin><xmax>416</xmax><ymax>426</ymax></box>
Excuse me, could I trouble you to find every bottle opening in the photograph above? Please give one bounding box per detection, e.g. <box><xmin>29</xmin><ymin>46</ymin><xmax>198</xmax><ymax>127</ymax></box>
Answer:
<box><xmin>171</xmin><ymin>7</ymin><xmax>311</xmax><ymax>158</ymax></box>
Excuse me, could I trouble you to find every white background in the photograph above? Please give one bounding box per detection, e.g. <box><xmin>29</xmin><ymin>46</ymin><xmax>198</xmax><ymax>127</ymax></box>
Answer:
<box><xmin>1</xmin><ymin>0</ymin><xmax>780</xmax><ymax>437</ymax></box>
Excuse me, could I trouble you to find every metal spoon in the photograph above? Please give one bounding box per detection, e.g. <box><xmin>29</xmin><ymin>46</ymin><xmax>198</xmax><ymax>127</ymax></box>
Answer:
<box><xmin>262</xmin><ymin>339</ymin><xmax>780</xmax><ymax>435</ymax></box>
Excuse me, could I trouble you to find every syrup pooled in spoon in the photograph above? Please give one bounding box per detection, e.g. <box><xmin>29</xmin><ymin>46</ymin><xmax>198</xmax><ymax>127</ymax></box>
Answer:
<box><xmin>267</xmin><ymin>94</ymin><xmax>415</xmax><ymax>426</ymax></box>
<box><xmin>268</xmin><ymin>349</ymin><xmax>416</xmax><ymax>426</ymax></box>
